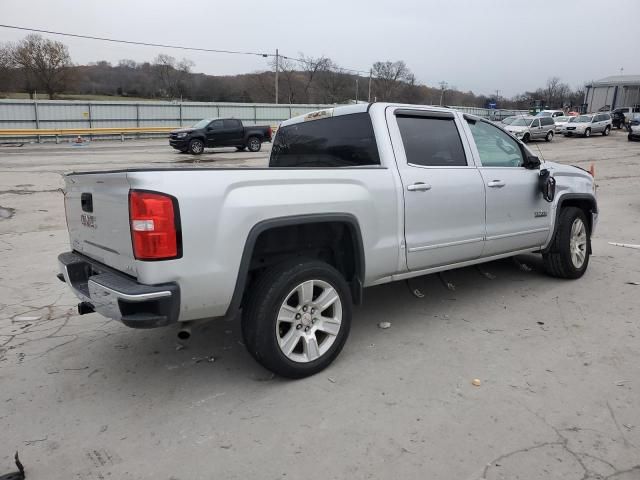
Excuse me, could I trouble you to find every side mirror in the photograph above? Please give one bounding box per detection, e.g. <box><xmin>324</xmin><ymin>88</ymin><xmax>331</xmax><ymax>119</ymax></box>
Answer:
<box><xmin>524</xmin><ymin>155</ymin><xmax>541</xmax><ymax>170</ymax></box>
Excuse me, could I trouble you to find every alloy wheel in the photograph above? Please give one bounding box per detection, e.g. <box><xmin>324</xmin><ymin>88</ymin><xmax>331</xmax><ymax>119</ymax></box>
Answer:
<box><xmin>275</xmin><ymin>279</ymin><xmax>342</xmax><ymax>363</ymax></box>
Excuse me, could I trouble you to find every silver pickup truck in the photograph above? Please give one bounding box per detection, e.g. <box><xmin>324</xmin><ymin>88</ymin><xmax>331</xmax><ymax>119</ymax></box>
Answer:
<box><xmin>58</xmin><ymin>103</ymin><xmax>597</xmax><ymax>378</ymax></box>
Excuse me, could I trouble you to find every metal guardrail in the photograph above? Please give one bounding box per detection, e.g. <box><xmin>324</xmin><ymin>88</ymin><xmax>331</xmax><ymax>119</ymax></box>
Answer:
<box><xmin>0</xmin><ymin>125</ymin><xmax>280</xmax><ymax>143</ymax></box>
<box><xmin>0</xmin><ymin>126</ymin><xmax>179</xmax><ymax>143</ymax></box>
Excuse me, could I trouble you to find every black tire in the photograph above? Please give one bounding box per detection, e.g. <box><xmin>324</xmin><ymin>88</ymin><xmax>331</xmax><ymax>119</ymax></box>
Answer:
<box><xmin>584</xmin><ymin>128</ymin><xmax>591</xmax><ymax>138</ymax></box>
<box><xmin>543</xmin><ymin>207</ymin><xmax>590</xmax><ymax>279</ymax></box>
<box><xmin>545</xmin><ymin>131</ymin><xmax>554</xmax><ymax>142</ymax></box>
<box><xmin>247</xmin><ymin>136</ymin><xmax>261</xmax><ymax>152</ymax></box>
<box><xmin>242</xmin><ymin>258</ymin><xmax>352</xmax><ymax>378</ymax></box>
<box><xmin>522</xmin><ymin>133</ymin><xmax>530</xmax><ymax>143</ymax></box>
<box><xmin>235</xmin><ymin>146</ymin><xmax>246</xmax><ymax>151</ymax></box>
<box><xmin>603</xmin><ymin>126</ymin><xmax>610</xmax><ymax>136</ymax></box>
<box><xmin>188</xmin><ymin>138</ymin><xmax>204</xmax><ymax>155</ymax></box>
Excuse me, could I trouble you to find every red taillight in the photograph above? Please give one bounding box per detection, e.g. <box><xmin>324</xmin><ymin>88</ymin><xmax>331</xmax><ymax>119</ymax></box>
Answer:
<box><xmin>129</xmin><ymin>191</ymin><xmax>180</xmax><ymax>260</ymax></box>
<box><xmin>267</xmin><ymin>126</ymin><xmax>273</xmax><ymax>139</ymax></box>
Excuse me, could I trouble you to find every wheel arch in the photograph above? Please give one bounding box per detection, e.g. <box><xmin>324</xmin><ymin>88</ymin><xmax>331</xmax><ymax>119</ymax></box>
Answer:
<box><xmin>225</xmin><ymin>214</ymin><xmax>366</xmax><ymax>318</ymax></box>
<box><xmin>544</xmin><ymin>193</ymin><xmax>597</xmax><ymax>253</ymax></box>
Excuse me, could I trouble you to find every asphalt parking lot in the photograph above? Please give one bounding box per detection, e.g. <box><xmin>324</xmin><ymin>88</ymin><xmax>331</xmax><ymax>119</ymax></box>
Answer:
<box><xmin>1</xmin><ymin>132</ymin><xmax>639</xmax><ymax>479</ymax></box>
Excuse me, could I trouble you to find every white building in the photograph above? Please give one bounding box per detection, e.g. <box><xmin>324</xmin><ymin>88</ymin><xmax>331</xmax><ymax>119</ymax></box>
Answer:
<box><xmin>584</xmin><ymin>75</ymin><xmax>640</xmax><ymax>112</ymax></box>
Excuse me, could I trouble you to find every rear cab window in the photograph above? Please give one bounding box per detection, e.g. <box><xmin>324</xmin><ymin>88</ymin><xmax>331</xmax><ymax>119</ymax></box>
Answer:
<box><xmin>270</xmin><ymin>112</ymin><xmax>380</xmax><ymax>167</ymax></box>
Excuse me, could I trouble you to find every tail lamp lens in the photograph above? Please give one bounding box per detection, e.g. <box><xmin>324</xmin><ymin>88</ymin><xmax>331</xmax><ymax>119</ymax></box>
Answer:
<box><xmin>129</xmin><ymin>191</ymin><xmax>179</xmax><ymax>260</ymax></box>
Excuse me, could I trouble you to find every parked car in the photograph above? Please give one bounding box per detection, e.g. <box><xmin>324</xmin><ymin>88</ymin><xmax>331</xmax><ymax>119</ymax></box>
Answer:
<box><xmin>536</xmin><ymin>110</ymin><xmax>565</xmax><ymax>118</ymax></box>
<box><xmin>564</xmin><ymin>113</ymin><xmax>612</xmax><ymax>137</ymax></box>
<box><xmin>612</xmin><ymin>107</ymin><xmax>640</xmax><ymax>129</ymax></box>
<box><xmin>553</xmin><ymin>116</ymin><xmax>571</xmax><ymax>133</ymax></box>
<box><xmin>501</xmin><ymin>116</ymin><xmax>519</xmax><ymax>125</ymax></box>
<box><xmin>505</xmin><ymin>115</ymin><xmax>556</xmax><ymax>142</ymax></box>
<box><xmin>169</xmin><ymin>118</ymin><xmax>272</xmax><ymax>154</ymax></box>
<box><xmin>58</xmin><ymin>103</ymin><xmax>597</xmax><ymax>378</ymax></box>
<box><xmin>629</xmin><ymin>114</ymin><xmax>640</xmax><ymax>141</ymax></box>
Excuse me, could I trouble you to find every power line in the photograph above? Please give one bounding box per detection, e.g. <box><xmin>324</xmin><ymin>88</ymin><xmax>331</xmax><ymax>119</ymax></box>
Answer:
<box><xmin>0</xmin><ymin>24</ymin><xmax>271</xmax><ymax>58</ymax></box>
<box><xmin>0</xmin><ymin>23</ymin><xmax>371</xmax><ymax>75</ymax></box>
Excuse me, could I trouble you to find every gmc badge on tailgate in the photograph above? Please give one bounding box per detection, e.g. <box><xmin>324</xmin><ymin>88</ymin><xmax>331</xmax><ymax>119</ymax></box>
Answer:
<box><xmin>80</xmin><ymin>213</ymin><xmax>97</xmax><ymax>228</ymax></box>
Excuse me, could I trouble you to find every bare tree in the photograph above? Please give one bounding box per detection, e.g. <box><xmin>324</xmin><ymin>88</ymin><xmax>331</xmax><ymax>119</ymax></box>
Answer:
<box><xmin>317</xmin><ymin>62</ymin><xmax>351</xmax><ymax>103</ymax></box>
<box><xmin>153</xmin><ymin>54</ymin><xmax>194</xmax><ymax>98</ymax></box>
<box><xmin>10</xmin><ymin>34</ymin><xmax>72</xmax><ymax>99</ymax></box>
<box><xmin>544</xmin><ymin>77</ymin><xmax>571</xmax><ymax>108</ymax></box>
<box><xmin>297</xmin><ymin>54</ymin><xmax>332</xmax><ymax>102</ymax></box>
<box><xmin>371</xmin><ymin>60</ymin><xmax>413</xmax><ymax>101</ymax></box>
<box><xmin>0</xmin><ymin>42</ymin><xmax>13</xmax><ymax>91</ymax></box>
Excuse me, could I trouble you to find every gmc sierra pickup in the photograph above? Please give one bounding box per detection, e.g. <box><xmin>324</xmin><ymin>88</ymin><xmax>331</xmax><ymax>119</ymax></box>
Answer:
<box><xmin>169</xmin><ymin>118</ymin><xmax>272</xmax><ymax>154</ymax></box>
<box><xmin>58</xmin><ymin>103</ymin><xmax>597</xmax><ymax>378</ymax></box>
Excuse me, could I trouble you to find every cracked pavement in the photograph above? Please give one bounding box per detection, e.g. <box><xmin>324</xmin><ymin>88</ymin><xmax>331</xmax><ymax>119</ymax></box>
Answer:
<box><xmin>1</xmin><ymin>137</ymin><xmax>639</xmax><ymax>479</ymax></box>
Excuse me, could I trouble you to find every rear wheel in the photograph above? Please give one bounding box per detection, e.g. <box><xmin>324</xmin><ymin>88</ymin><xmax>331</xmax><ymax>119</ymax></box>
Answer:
<box><xmin>242</xmin><ymin>259</ymin><xmax>352</xmax><ymax>378</ymax></box>
<box><xmin>188</xmin><ymin>138</ymin><xmax>204</xmax><ymax>155</ymax></box>
<box><xmin>543</xmin><ymin>207</ymin><xmax>590</xmax><ymax>279</ymax></box>
<box><xmin>247</xmin><ymin>136</ymin><xmax>261</xmax><ymax>152</ymax></box>
<box><xmin>603</xmin><ymin>126</ymin><xmax>611</xmax><ymax>136</ymax></box>
<box><xmin>545</xmin><ymin>131</ymin><xmax>554</xmax><ymax>142</ymax></box>
<box><xmin>584</xmin><ymin>128</ymin><xmax>591</xmax><ymax>138</ymax></box>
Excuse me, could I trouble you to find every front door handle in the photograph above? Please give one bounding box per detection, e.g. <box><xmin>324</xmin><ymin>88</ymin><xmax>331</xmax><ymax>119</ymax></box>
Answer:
<box><xmin>407</xmin><ymin>182</ymin><xmax>432</xmax><ymax>192</ymax></box>
<box><xmin>487</xmin><ymin>180</ymin><xmax>506</xmax><ymax>188</ymax></box>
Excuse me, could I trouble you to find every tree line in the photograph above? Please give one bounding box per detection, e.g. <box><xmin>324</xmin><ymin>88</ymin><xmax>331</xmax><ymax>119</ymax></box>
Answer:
<box><xmin>1</xmin><ymin>34</ymin><xmax>586</xmax><ymax>110</ymax></box>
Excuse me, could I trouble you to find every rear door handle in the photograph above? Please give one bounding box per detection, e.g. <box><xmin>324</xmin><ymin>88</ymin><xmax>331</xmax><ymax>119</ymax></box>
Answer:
<box><xmin>487</xmin><ymin>180</ymin><xmax>506</xmax><ymax>188</ymax></box>
<box><xmin>407</xmin><ymin>182</ymin><xmax>432</xmax><ymax>192</ymax></box>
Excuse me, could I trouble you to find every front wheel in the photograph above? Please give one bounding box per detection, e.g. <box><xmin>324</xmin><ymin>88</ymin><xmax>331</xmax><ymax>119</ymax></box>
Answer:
<box><xmin>188</xmin><ymin>138</ymin><xmax>204</xmax><ymax>155</ymax></box>
<box><xmin>242</xmin><ymin>259</ymin><xmax>352</xmax><ymax>378</ymax></box>
<box><xmin>584</xmin><ymin>128</ymin><xmax>591</xmax><ymax>138</ymax></box>
<box><xmin>543</xmin><ymin>207</ymin><xmax>590</xmax><ymax>279</ymax></box>
<box><xmin>247</xmin><ymin>136</ymin><xmax>262</xmax><ymax>152</ymax></box>
<box><xmin>545</xmin><ymin>131</ymin><xmax>554</xmax><ymax>142</ymax></box>
<box><xmin>603</xmin><ymin>126</ymin><xmax>611</xmax><ymax>136</ymax></box>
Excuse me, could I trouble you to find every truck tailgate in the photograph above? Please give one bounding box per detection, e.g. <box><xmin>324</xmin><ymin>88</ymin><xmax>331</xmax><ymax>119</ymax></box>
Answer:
<box><xmin>64</xmin><ymin>173</ymin><xmax>137</xmax><ymax>276</ymax></box>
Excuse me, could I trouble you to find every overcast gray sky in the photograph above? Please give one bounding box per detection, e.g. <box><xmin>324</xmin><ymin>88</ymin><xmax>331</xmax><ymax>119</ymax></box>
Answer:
<box><xmin>2</xmin><ymin>0</ymin><xmax>638</xmax><ymax>97</ymax></box>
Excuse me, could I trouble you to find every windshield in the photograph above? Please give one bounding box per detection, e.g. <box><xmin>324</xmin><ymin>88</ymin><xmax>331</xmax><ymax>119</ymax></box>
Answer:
<box><xmin>501</xmin><ymin>117</ymin><xmax>517</xmax><ymax>125</ymax></box>
<box><xmin>192</xmin><ymin>118</ymin><xmax>215</xmax><ymax>129</ymax></box>
<box><xmin>536</xmin><ymin>112</ymin><xmax>552</xmax><ymax>117</ymax></box>
<box><xmin>555</xmin><ymin>117</ymin><xmax>568</xmax><ymax>122</ymax></box>
<box><xmin>575</xmin><ymin>115</ymin><xmax>592</xmax><ymax>123</ymax></box>
<box><xmin>568</xmin><ymin>116</ymin><xmax>578</xmax><ymax>122</ymax></box>
<box><xmin>510</xmin><ymin>118</ymin><xmax>531</xmax><ymax>126</ymax></box>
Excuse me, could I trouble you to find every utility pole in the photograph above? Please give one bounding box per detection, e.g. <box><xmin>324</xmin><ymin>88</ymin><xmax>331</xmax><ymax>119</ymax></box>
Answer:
<box><xmin>275</xmin><ymin>48</ymin><xmax>279</xmax><ymax>104</ymax></box>
<box><xmin>439</xmin><ymin>81</ymin><xmax>448</xmax><ymax>106</ymax></box>
<box><xmin>355</xmin><ymin>78</ymin><xmax>359</xmax><ymax>103</ymax></box>
<box><xmin>367</xmin><ymin>69</ymin><xmax>372</xmax><ymax>103</ymax></box>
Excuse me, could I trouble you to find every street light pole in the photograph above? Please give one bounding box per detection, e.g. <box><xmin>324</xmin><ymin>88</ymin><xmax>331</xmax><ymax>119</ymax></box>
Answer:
<box><xmin>275</xmin><ymin>48</ymin><xmax>279</xmax><ymax>104</ymax></box>
<box><xmin>367</xmin><ymin>69</ymin><xmax>372</xmax><ymax>103</ymax></box>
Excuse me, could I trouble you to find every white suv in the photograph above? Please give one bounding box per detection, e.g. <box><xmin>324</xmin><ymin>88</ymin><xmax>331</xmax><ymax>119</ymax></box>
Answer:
<box><xmin>564</xmin><ymin>113</ymin><xmax>612</xmax><ymax>138</ymax></box>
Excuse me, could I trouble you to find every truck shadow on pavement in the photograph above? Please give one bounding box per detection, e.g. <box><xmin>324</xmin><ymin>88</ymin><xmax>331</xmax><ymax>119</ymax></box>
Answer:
<box><xmin>80</xmin><ymin>254</ymin><xmax>555</xmax><ymax>393</ymax></box>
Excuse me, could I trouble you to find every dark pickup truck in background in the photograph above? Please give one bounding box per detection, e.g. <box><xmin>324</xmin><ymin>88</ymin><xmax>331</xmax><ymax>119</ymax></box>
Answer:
<box><xmin>169</xmin><ymin>118</ymin><xmax>273</xmax><ymax>154</ymax></box>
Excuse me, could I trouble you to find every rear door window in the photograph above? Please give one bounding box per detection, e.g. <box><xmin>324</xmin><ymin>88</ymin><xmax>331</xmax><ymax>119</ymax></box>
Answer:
<box><xmin>223</xmin><ymin>119</ymin><xmax>241</xmax><ymax>129</ymax></box>
<box><xmin>270</xmin><ymin>113</ymin><xmax>380</xmax><ymax>167</ymax></box>
<box><xmin>396</xmin><ymin>114</ymin><xmax>467</xmax><ymax>167</ymax></box>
